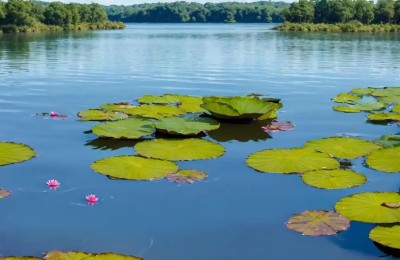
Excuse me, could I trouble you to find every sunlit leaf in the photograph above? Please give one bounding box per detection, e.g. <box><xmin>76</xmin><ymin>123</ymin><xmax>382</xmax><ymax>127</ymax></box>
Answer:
<box><xmin>350</xmin><ymin>100</ymin><xmax>386</xmax><ymax>111</ymax></box>
<box><xmin>155</xmin><ymin>116</ymin><xmax>219</xmax><ymax>136</ymax></box>
<box><xmin>286</xmin><ymin>210</ymin><xmax>350</xmax><ymax>236</ymax></box>
<box><xmin>349</xmin><ymin>87</ymin><xmax>373</xmax><ymax>96</ymax></box>
<box><xmin>378</xmin><ymin>96</ymin><xmax>400</xmax><ymax>104</ymax></box>
<box><xmin>370</xmin><ymin>87</ymin><xmax>400</xmax><ymax>97</ymax></box>
<box><xmin>100</xmin><ymin>102</ymin><xmax>135</xmax><ymax>112</ymax></box>
<box><xmin>137</xmin><ymin>94</ymin><xmax>181</xmax><ymax>104</ymax></box>
<box><xmin>332</xmin><ymin>105</ymin><xmax>361</xmax><ymax>113</ymax></box>
<box><xmin>91</xmin><ymin>155</ymin><xmax>178</xmax><ymax>180</ymax></box>
<box><xmin>331</xmin><ymin>93</ymin><xmax>361</xmax><ymax>104</ymax></box>
<box><xmin>367</xmin><ymin>113</ymin><xmax>400</xmax><ymax>122</ymax></box>
<box><xmin>304</xmin><ymin>136</ymin><xmax>382</xmax><ymax>159</ymax></box>
<box><xmin>166</xmin><ymin>169</ymin><xmax>208</xmax><ymax>184</ymax></box>
<box><xmin>77</xmin><ymin>109</ymin><xmax>128</xmax><ymax>121</ymax></box>
<box><xmin>374</xmin><ymin>134</ymin><xmax>400</xmax><ymax>148</ymax></box>
<box><xmin>92</xmin><ymin>118</ymin><xmax>155</xmax><ymax>139</ymax></box>
<box><xmin>123</xmin><ymin>105</ymin><xmax>185</xmax><ymax>119</ymax></box>
<box><xmin>0</xmin><ymin>142</ymin><xmax>35</xmax><ymax>166</ymax></box>
<box><xmin>365</xmin><ymin>147</ymin><xmax>400</xmax><ymax>173</ymax></box>
<box><xmin>134</xmin><ymin>138</ymin><xmax>225</xmax><ymax>161</ymax></box>
<box><xmin>44</xmin><ymin>251</ymin><xmax>143</xmax><ymax>260</ymax></box>
<box><xmin>393</xmin><ymin>104</ymin><xmax>400</xmax><ymax>113</ymax></box>
<box><xmin>301</xmin><ymin>169</ymin><xmax>367</xmax><ymax>189</ymax></box>
<box><xmin>261</xmin><ymin>120</ymin><xmax>294</xmax><ymax>132</ymax></box>
<box><xmin>335</xmin><ymin>192</ymin><xmax>400</xmax><ymax>223</ymax></box>
<box><xmin>370</xmin><ymin>224</ymin><xmax>400</xmax><ymax>249</ymax></box>
<box><xmin>245</xmin><ymin>148</ymin><xmax>339</xmax><ymax>174</ymax></box>
<box><xmin>177</xmin><ymin>96</ymin><xmax>205</xmax><ymax>113</ymax></box>
<box><xmin>0</xmin><ymin>189</ymin><xmax>11</xmax><ymax>199</ymax></box>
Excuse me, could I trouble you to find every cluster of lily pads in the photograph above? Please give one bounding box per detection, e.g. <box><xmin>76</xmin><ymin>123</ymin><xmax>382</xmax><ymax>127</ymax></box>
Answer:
<box><xmin>0</xmin><ymin>250</ymin><xmax>143</xmax><ymax>259</ymax></box>
<box><xmin>78</xmin><ymin>94</ymin><xmax>282</xmax><ymax>182</ymax></box>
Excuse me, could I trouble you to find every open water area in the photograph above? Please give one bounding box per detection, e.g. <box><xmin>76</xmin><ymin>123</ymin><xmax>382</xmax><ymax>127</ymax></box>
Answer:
<box><xmin>0</xmin><ymin>24</ymin><xmax>400</xmax><ymax>259</ymax></box>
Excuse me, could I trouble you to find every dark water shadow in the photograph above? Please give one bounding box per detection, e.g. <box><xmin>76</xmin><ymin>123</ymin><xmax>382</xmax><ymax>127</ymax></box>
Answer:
<box><xmin>207</xmin><ymin>119</ymin><xmax>272</xmax><ymax>142</ymax></box>
<box><xmin>373</xmin><ymin>242</ymin><xmax>400</xmax><ymax>258</ymax></box>
<box><xmin>85</xmin><ymin>138</ymin><xmax>145</xmax><ymax>150</ymax></box>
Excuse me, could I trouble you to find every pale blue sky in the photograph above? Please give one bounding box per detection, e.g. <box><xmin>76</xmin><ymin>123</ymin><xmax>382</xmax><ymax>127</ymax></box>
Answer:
<box><xmin>51</xmin><ymin>0</ymin><xmax>293</xmax><ymax>6</ymax></box>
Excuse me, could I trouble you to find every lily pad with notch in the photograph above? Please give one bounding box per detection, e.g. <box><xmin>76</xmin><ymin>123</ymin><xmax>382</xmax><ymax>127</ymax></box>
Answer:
<box><xmin>301</xmin><ymin>169</ymin><xmax>367</xmax><ymax>189</ymax></box>
<box><xmin>331</xmin><ymin>93</ymin><xmax>361</xmax><ymax>104</ymax></box>
<box><xmin>365</xmin><ymin>147</ymin><xmax>400</xmax><ymax>173</ymax></box>
<box><xmin>92</xmin><ymin>118</ymin><xmax>155</xmax><ymax>139</ymax></box>
<box><xmin>370</xmin><ymin>224</ymin><xmax>400</xmax><ymax>250</ymax></box>
<box><xmin>77</xmin><ymin>109</ymin><xmax>128</xmax><ymax>121</ymax></box>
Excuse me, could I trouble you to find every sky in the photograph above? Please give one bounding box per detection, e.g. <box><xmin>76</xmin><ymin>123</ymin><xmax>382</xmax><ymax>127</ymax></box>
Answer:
<box><xmin>45</xmin><ymin>0</ymin><xmax>293</xmax><ymax>6</ymax></box>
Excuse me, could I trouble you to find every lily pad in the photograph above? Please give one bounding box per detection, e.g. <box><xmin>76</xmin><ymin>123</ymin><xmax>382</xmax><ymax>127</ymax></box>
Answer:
<box><xmin>77</xmin><ymin>109</ymin><xmax>128</xmax><ymax>121</ymax></box>
<box><xmin>367</xmin><ymin>113</ymin><xmax>400</xmax><ymax>122</ymax></box>
<box><xmin>332</xmin><ymin>105</ymin><xmax>361</xmax><ymax>113</ymax></box>
<box><xmin>304</xmin><ymin>137</ymin><xmax>382</xmax><ymax>159</ymax></box>
<box><xmin>393</xmin><ymin>104</ymin><xmax>400</xmax><ymax>113</ymax></box>
<box><xmin>201</xmin><ymin>96</ymin><xmax>280</xmax><ymax>120</ymax></box>
<box><xmin>155</xmin><ymin>116</ymin><xmax>220</xmax><ymax>136</ymax></box>
<box><xmin>0</xmin><ymin>142</ymin><xmax>35</xmax><ymax>166</ymax></box>
<box><xmin>100</xmin><ymin>102</ymin><xmax>135</xmax><ymax>112</ymax></box>
<box><xmin>332</xmin><ymin>93</ymin><xmax>361</xmax><ymax>104</ymax></box>
<box><xmin>365</xmin><ymin>147</ymin><xmax>400</xmax><ymax>172</ymax></box>
<box><xmin>301</xmin><ymin>169</ymin><xmax>367</xmax><ymax>189</ymax></box>
<box><xmin>91</xmin><ymin>155</ymin><xmax>178</xmax><ymax>180</ymax></box>
<box><xmin>286</xmin><ymin>210</ymin><xmax>350</xmax><ymax>236</ymax></box>
<box><xmin>245</xmin><ymin>148</ymin><xmax>339</xmax><ymax>174</ymax></box>
<box><xmin>350</xmin><ymin>101</ymin><xmax>386</xmax><ymax>111</ymax></box>
<box><xmin>349</xmin><ymin>87</ymin><xmax>373</xmax><ymax>96</ymax></box>
<box><xmin>370</xmin><ymin>87</ymin><xmax>400</xmax><ymax>97</ymax></box>
<box><xmin>134</xmin><ymin>138</ymin><xmax>225</xmax><ymax>161</ymax></box>
<box><xmin>123</xmin><ymin>105</ymin><xmax>185</xmax><ymax>119</ymax></box>
<box><xmin>92</xmin><ymin>118</ymin><xmax>155</xmax><ymax>139</ymax></box>
<box><xmin>370</xmin><ymin>224</ymin><xmax>400</xmax><ymax>249</ymax></box>
<box><xmin>374</xmin><ymin>134</ymin><xmax>400</xmax><ymax>148</ymax></box>
<box><xmin>378</xmin><ymin>96</ymin><xmax>400</xmax><ymax>104</ymax></box>
<box><xmin>166</xmin><ymin>169</ymin><xmax>208</xmax><ymax>184</ymax></box>
<box><xmin>0</xmin><ymin>189</ymin><xmax>11</xmax><ymax>198</ymax></box>
<box><xmin>44</xmin><ymin>251</ymin><xmax>143</xmax><ymax>260</ymax></box>
<box><xmin>261</xmin><ymin>120</ymin><xmax>294</xmax><ymax>132</ymax></box>
<box><xmin>177</xmin><ymin>96</ymin><xmax>205</xmax><ymax>113</ymax></box>
<box><xmin>137</xmin><ymin>94</ymin><xmax>181</xmax><ymax>104</ymax></box>
<box><xmin>335</xmin><ymin>192</ymin><xmax>400</xmax><ymax>223</ymax></box>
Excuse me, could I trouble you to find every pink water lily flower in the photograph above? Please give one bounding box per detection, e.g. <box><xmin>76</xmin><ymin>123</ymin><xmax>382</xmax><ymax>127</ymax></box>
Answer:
<box><xmin>86</xmin><ymin>194</ymin><xmax>99</xmax><ymax>205</ymax></box>
<box><xmin>46</xmin><ymin>179</ymin><xmax>60</xmax><ymax>190</ymax></box>
<box><xmin>49</xmin><ymin>111</ymin><xmax>59</xmax><ymax>117</ymax></box>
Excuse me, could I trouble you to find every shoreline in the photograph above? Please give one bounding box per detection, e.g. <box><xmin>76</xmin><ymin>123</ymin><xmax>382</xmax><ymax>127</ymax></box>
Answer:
<box><xmin>274</xmin><ymin>22</ymin><xmax>400</xmax><ymax>33</ymax></box>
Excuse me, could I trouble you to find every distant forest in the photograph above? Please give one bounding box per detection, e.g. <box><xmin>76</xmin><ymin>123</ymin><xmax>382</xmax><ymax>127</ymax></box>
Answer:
<box><xmin>104</xmin><ymin>2</ymin><xmax>289</xmax><ymax>23</ymax></box>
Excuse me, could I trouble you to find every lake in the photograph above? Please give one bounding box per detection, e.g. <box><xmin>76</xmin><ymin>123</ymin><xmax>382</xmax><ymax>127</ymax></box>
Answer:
<box><xmin>0</xmin><ymin>23</ymin><xmax>400</xmax><ymax>259</ymax></box>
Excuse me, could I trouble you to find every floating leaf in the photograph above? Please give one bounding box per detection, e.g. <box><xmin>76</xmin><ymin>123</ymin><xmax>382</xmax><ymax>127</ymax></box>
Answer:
<box><xmin>365</xmin><ymin>147</ymin><xmax>400</xmax><ymax>173</ymax></box>
<box><xmin>349</xmin><ymin>87</ymin><xmax>373</xmax><ymax>96</ymax></box>
<box><xmin>332</xmin><ymin>105</ymin><xmax>361</xmax><ymax>113</ymax></box>
<box><xmin>332</xmin><ymin>93</ymin><xmax>361</xmax><ymax>104</ymax></box>
<box><xmin>245</xmin><ymin>148</ymin><xmax>339</xmax><ymax>174</ymax></box>
<box><xmin>370</xmin><ymin>224</ymin><xmax>400</xmax><ymax>249</ymax></box>
<box><xmin>201</xmin><ymin>96</ymin><xmax>280</xmax><ymax>120</ymax></box>
<box><xmin>286</xmin><ymin>210</ymin><xmax>350</xmax><ymax>236</ymax></box>
<box><xmin>134</xmin><ymin>138</ymin><xmax>225</xmax><ymax>161</ymax></box>
<box><xmin>100</xmin><ymin>102</ymin><xmax>135</xmax><ymax>112</ymax></box>
<box><xmin>91</xmin><ymin>155</ymin><xmax>178</xmax><ymax>180</ymax></box>
<box><xmin>367</xmin><ymin>113</ymin><xmax>400</xmax><ymax>122</ymax></box>
<box><xmin>350</xmin><ymin>101</ymin><xmax>386</xmax><ymax>111</ymax></box>
<box><xmin>77</xmin><ymin>109</ymin><xmax>128</xmax><ymax>121</ymax></box>
<box><xmin>0</xmin><ymin>189</ymin><xmax>11</xmax><ymax>198</ymax></box>
<box><xmin>261</xmin><ymin>120</ymin><xmax>294</xmax><ymax>132</ymax></box>
<box><xmin>123</xmin><ymin>105</ymin><xmax>185</xmax><ymax>119</ymax></box>
<box><xmin>304</xmin><ymin>137</ymin><xmax>382</xmax><ymax>159</ymax></box>
<box><xmin>378</xmin><ymin>96</ymin><xmax>400</xmax><ymax>104</ymax></box>
<box><xmin>156</xmin><ymin>116</ymin><xmax>219</xmax><ymax>136</ymax></box>
<box><xmin>44</xmin><ymin>251</ymin><xmax>143</xmax><ymax>260</ymax></box>
<box><xmin>301</xmin><ymin>169</ymin><xmax>367</xmax><ymax>189</ymax></box>
<box><xmin>166</xmin><ymin>169</ymin><xmax>208</xmax><ymax>184</ymax></box>
<box><xmin>393</xmin><ymin>104</ymin><xmax>400</xmax><ymax>113</ymax></box>
<box><xmin>370</xmin><ymin>87</ymin><xmax>400</xmax><ymax>97</ymax></box>
<box><xmin>92</xmin><ymin>118</ymin><xmax>155</xmax><ymax>139</ymax></box>
<box><xmin>0</xmin><ymin>142</ymin><xmax>35</xmax><ymax>166</ymax></box>
<box><xmin>177</xmin><ymin>96</ymin><xmax>205</xmax><ymax>113</ymax></box>
<box><xmin>335</xmin><ymin>192</ymin><xmax>400</xmax><ymax>223</ymax></box>
<box><xmin>374</xmin><ymin>134</ymin><xmax>400</xmax><ymax>148</ymax></box>
<box><xmin>137</xmin><ymin>94</ymin><xmax>181</xmax><ymax>104</ymax></box>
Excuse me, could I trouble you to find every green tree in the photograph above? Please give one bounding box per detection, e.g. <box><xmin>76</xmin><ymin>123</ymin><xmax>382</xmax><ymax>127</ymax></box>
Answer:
<box><xmin>328</xmin><ymin>0</ymin><xmax>355</xmax><ymax>23</ymax></box>
<box><xmin>44</xmin><ymin>2</ymin><xmax>71</xmax><ymax>26</ymax></box>
<box><xmin>88</xmin><ymin>3</ymin><xmax>107</xmax><ymax>23</ymax></box>
<box><xmin>354</xmin><ymin>0</ymin><xmax>374</xmax><ymax>24</ymax></box>
<box><xmin>394</xmin><ymin>0</ymin><xmax>400</xmax><ymax>23</ymax></box>
<box><xmin>0</xmin><ymin>1</ymin><xmax>6</xmax><ymax>21</ymax></box>
<box><xmin>285</xmin><ymin>0</ymin><xmax>314</xmax><ymax>23</ymax></box>
<box><xmin>375</xmin><ymin>0</ymin><xmax>395</xmax><ymax>23</ymax></box>
<box><xmin>4</xmin><ymin>0</ymin><xmax>36</xmax><ymax>26</ymax></box>
<box><xmin>67</xmin><ymin>3</ymin><xmax>81</xmax><ymax>25</ymax></box>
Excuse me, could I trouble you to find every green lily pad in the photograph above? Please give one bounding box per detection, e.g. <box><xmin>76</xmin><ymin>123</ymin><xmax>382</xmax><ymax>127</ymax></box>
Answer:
<box><xmin>367</xmin><ymin>113</ymin><xmax>400</xmax><ymax>122</ymax></box>
<box><xmin>245</xmin><ymin>148</ymin><xmax>339</xmax><ymax>174</ymax></box>
<box><xmin>393</xmin><ymin>104</ymin><xmax>400</xmax><ymax>113</ymax></box>
<box><xmin>374</xmin><ymin>135</ymin><xmax>400</xmax><ymax>148</ymax></box>
<box><xmin>92</xmin><ymin>118</ymin><xmax>155</xmax><ymax>139</ymax></box>
<box><xmin>134</xmin><ymin>138</ymin><xmax>225</xmax><ymax>161</ymax></box>
<box><xmin>177</xmin><ymin>96</ymin><xmax>205</xmax><ymax>113</ymax></box>
<box><xmin>91</xmin><ymin>155</ymin><xmax>178</xmax><ymax>180</ymax></box>
<box><xmin>304</xmin><ymin>137</ymin><xmax>382</xmax><ymax>159</ymax></box>
<box><xmin>349</xmin><ymin>87</ymin><xmax>373</xmax><ymax>96</ymax></box>
<box><xmin>370</xmin><ymin>224</ymin><xmax>400</xmax><ymax>249</ymax></box>
<box><xmin>123</xmin><ymin>105</ymin><xmax>185</xmax><ymax>119</ymax></box>
<box><xmin>0</xmin><ymin>142</ymin><xmax>35</xmax><ymax>166</ymax></box>
<box><xmin>370</xmin><ymin>87</ymin><xmax>400</xmax><ymax>97</ymax></box>
<box><xmin>100</xmin><ymin>102</ymin><xmax>135</xmax><ymax>112</ymax></box>
<box><xmin>332</xmin><ymin>93</ymin><xmax>361</xmax><ymax>104</ymax></box>
<box><xmin>350</xmin><ymin>101</ymin><xmax>386</xmax><ymax>111</ymax></box>
<box><xmin>155</xmin><ymin>116</ymin><xmax>220</xmax><ymax>136</ymax></box>
<box><xmin>77</xmin><ymin>109</ymin><xmax>128</xmax><ymax>121</ymax></box>
<box><xmin>44</xmin><ymin>251</ymin><xmax>143</xmax><ymax>260</ymax></box>
<box><xmin>0</xmin><ymin>189</ymin><xmax>11</xmax><ymax>199</ymax></box>
<box><xmin>286</xmin><ymin>210</ymin><xmax>350</xmax><ymax>236</ymax></box>
<box><xmin>332</xmin><ymin>105</ymin><xmax>361</xmax><ymax>113</ymax></box>
<box><xmin>335</xmin><ymin>192</ymin><xmax>400</xmax><ymax>223</ymax></box>
<box><xmin>137</xmin><ymin>94</ymin><xmax>181</xmax><ymax>104</ymax></box>
<box><xmin>378</xmin><ymin>96</ymin><xmax>400</xmax><ymax>104</ymax></box>
<box><xmin>166</xmin><ymin>169</ymin><xmax>208</xmax><ymax>184</ymax></box>
<box><xmin>365</xmin><ymin>147</ymin><xmax>400</xmax><ymax>173</ymax></box>
<box><xmin>201</xmin><ymin>96</ymin><xmax>280</xmax><ymax>120</ymax></box>
<box><xmin>301</xmin><ymin>169</ymin><xmax>367</xmax><ymax>189</ymax></box>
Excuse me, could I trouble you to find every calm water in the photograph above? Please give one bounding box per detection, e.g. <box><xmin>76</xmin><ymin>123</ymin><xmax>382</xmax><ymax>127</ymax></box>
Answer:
<box><xmin>0</xmin><ymin>24</ymin><xmax>400</xmax><ymax>259</ymax></box>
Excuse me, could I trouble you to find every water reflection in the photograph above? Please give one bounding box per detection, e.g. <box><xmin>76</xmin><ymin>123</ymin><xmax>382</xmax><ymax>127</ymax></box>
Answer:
<box><xmin>85</xmin><ymin>137</ymin><xmax>143</xmax><ymax>150</ymax></box>
<box><xmin>208</xmin><ymin>120</ymin><xmax>272</xmax><ymax>142</ymax></box>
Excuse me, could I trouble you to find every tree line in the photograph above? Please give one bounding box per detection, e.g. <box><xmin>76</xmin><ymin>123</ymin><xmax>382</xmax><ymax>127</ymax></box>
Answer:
<box><xmin>0</xmin><ymin>0</ymin><xmax>123</xmax><ymax>31</ymax></box>
<box><xmin>284</xmin><ymin>0</ymin><xmax>400</xmax><ymax>24</ymax></box>
<box><xmin>105</xmin><ymin>2</ymin><xmax>289</xmax><ymax>23</ymax></box>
